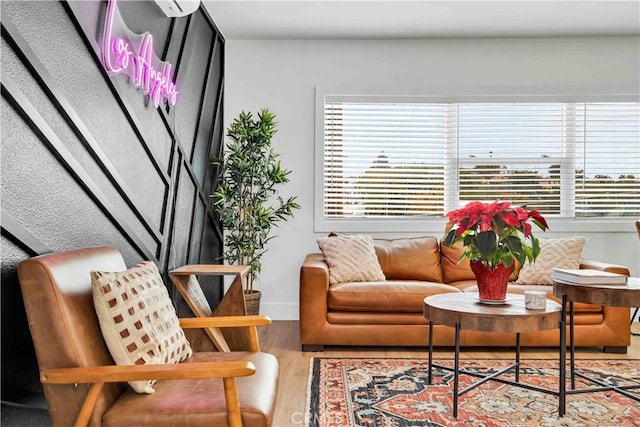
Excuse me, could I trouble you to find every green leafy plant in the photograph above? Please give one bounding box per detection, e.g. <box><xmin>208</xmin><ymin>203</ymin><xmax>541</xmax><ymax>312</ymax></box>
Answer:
<box><xmin>211</xmin><ymin>109</ymin><xmax>300</xmax><ymax>291</ymax></box>
<box><xmin>442</xmin><ymin>200</ymin><xmax>549</xmax><ymax>269</ymax></box>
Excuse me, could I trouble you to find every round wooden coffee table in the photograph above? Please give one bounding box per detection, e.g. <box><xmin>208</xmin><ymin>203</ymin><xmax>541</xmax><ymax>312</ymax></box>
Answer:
<box><xmin>423</xmin><ymin>292</ymin><xmax>566</xmax><ymax>417</ymax></box>
<box><xmin>553</xmin><ymin>277</ymin><xmax>640</xmax><ymax>401</ymax></box>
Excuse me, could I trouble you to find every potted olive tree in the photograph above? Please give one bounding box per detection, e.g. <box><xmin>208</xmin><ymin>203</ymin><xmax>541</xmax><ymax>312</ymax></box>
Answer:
<box><xmin>211</xmin><ymin>109</ymin><xmax>300</xmax><ymax>314</ymax></box>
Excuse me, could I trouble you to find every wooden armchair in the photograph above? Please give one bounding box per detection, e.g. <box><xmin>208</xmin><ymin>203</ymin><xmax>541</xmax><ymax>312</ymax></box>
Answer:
<box><xmin>17</xmin><ymin>246</ymin><xmax>278</xmax><ymax>427</ymax></box>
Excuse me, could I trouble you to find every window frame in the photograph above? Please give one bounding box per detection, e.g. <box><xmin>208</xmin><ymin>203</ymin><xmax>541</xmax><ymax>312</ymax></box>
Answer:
<box><xmin>314</xmin><ymin>87</ymin><xmax>639</xmax><ymax>234</ymax></box>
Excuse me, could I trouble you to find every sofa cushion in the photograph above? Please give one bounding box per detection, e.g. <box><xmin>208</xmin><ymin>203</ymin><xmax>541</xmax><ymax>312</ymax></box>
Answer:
<box><xmin>374</xmin><ymin>236</ymin><xmax>443</xmax><ymax>283</ymax></box>
<box><xmin>328</xmin><ymin>280</ymin><xmax>460</xmax><ymax>313</ymax></box>
<box><xmin>317</xmin><ymin>234</ymin><xmax>386</xmax><ymax>285</ymax></box>
<box><xmin>516</xmin><ymin>236</ymin><xmax>587</xmax><ymax>285</ymax></box>
<box><xmin>374</xmin><ymin>236</ymin><xmax>442</xmax><ymax>282</ymax></box>
<box><xmin>441</xmin><ymin>242</ymin><xmax>475</xmax><ymax>283</ymax></box>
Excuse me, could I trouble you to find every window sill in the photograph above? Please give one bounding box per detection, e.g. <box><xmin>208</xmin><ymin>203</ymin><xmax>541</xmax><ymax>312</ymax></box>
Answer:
<box><xmin>315</xmin><ymin>216</ymin><xmax>636</xmax><ymax>235</ymax></box>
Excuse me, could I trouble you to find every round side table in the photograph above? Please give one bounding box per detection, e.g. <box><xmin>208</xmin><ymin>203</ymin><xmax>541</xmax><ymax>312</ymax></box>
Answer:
<box><xmin>553</xmin><ymin>277</ymin><xmax>640</xmax><ymax>401</ymax></box>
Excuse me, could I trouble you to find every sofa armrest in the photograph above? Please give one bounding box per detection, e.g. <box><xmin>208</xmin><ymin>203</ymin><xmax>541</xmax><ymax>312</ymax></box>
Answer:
<box><xmin>579</xmin><ymin>259</ymin><xmax>631</xmax><ymax>350</ymax></box>
<box><xmin>300</xmin><ymin>253</ymin><xmax>330</xmax><ymax>345</ymax></box>
<box><xmin>579</xmin><ymin>259</ymin><xmax>630</xmax><ymax>276</ymax></box>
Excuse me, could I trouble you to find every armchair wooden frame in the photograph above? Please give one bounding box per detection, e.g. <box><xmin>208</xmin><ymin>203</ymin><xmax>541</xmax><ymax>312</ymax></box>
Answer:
<box><xmin>39</xmin><ymin>314</ymin><xmax>273</xmax><ymax>427</ymax></box>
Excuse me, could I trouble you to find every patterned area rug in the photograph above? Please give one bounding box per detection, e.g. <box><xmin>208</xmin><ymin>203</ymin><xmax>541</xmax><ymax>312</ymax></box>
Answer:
<box><xmin>306</xmin><ymin>358</ymin><xmax>640</xmax><ymax>427</ymax></box>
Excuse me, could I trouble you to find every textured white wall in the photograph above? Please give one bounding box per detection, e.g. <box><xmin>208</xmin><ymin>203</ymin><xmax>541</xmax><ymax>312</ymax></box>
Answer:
<box><xmin>225</xmin><ymin>37</ymin><xmax>640</xmax><ymax>320</ymax></box>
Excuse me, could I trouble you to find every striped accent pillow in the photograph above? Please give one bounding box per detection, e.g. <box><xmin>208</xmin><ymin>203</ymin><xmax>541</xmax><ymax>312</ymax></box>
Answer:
<box><xmin>317</xmin><ymin>234</ymin><xmax>386</xmax><ymax>285</ymax></box>
<box><xmin>91</xmin><ymin>261</ymin><xmax>192</xmax><ymax>393</ymax></box>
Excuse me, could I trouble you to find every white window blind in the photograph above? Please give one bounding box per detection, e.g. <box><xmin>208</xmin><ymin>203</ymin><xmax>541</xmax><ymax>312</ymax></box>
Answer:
<box><xmin>575</xmin><ymin>103</ymin><xmax>640</xmax><ymax>217</ymax></box>
<box><xmin>457</xmin><ymin>103</ymin><xmax>569</xmax><ymax>215</ymax></box>
<box><xmin>324</xmin><ymin>102</ymin><xmax>448</xmax><ymax>218</ymax></box>
<box><xmin>322</xmin><ymin>99</ymin><xmax>640</xmax><ymax>220</ymax></box>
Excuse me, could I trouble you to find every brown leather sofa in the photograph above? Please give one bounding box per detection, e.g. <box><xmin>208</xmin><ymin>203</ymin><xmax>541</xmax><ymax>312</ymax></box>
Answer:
<box><xmin>300</xmin><ymin>236</ymin><xmax>631</xmax><ymax>352</ymax></box>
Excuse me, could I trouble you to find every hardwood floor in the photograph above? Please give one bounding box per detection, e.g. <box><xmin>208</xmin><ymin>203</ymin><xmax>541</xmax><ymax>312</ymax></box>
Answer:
<box><xmin>260</xmin><ymin>320</ymin><xmax>640</xmax><ymax>427</ymax></box>
<box><xmin>1</xmin><ymin>320</ymin><xmax>636</xmax><ymax>426</ymax></box>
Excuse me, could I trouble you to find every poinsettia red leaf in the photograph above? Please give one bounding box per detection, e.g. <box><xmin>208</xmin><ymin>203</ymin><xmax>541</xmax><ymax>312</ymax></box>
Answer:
<box><xmin>514</xmin><ymin>206</ymin><xmax>529</xmax><ymax>220</ymax></box>
<box><xmin>502</xmin><ymin>211</ymin><xmax>520</xmax><ymax>227</ymax></box>
<box><xmin>529</xmin><ymin>210</ymin><xmax>549</xmax><ymax>229</ymax></box>
<box><xmin>523</xmin><ymin>222</ymin><xmax>532</xmax><ymax>237</ymax></box>
<box><xmin>493</xmin><ymin>200</ymin><xmax>510</xmax><ymax>212</ymax></box>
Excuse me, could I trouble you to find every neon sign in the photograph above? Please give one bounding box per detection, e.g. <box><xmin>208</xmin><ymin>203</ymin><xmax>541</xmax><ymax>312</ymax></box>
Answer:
<box><xmin>102</xmin><ymin>0</ymin><xmax>179</xmax><ymax>107</ymax></box>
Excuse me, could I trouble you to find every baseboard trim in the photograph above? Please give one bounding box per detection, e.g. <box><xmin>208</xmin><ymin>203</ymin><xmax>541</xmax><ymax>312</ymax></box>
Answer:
<box><xmin>261</xmin><ymin>302</ymin><xmax>299</xmax><ymax>320</ymax></box>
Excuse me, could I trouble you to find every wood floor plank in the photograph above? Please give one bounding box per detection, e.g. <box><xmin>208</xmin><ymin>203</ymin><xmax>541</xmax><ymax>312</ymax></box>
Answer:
<box><xmin>260</xmin><ymin>320</ymin><xmax>640</xmax><ymax>427</ymax></box>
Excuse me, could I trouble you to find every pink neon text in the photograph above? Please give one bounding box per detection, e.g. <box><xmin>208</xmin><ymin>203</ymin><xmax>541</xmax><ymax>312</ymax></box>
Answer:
<box><xmin>102</xmin><ymin>0</ymin><xmax>179</xmax><ymax>107</ymax></box>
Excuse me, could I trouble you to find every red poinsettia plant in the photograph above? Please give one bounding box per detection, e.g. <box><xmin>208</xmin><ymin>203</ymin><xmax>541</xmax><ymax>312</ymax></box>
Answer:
<box><xmin>442</xmin><ymin>200</ymin><xmax>549</xmax><ymax>270</ymax></box>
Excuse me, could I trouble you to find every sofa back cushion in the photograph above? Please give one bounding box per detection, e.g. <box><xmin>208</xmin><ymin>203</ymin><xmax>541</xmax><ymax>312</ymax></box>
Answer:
<box><xmin>441</xmin><ymin>242</ymin><xmax>475</xmax><ymax>283</ymax></box>
<box><xmin>374</xmin><ymin>236</ymin><xmax>443</xmax><ymax>282</ymax></box>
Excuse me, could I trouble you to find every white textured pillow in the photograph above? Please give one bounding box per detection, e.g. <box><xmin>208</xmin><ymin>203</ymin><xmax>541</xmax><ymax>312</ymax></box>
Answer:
<box><xmin>516</xmin><ymin>236</ymin><xmax>587</xmax><ymax>285</ymax></box>
<box><xmin>317</xmin><ymin>234</ymin><xmax>386</xmax><ymax>285</ymax></box>
<box><xmin>91</xmin><ymin>261</ymin><xmax>192</xmax><ymax>393</ymax></box>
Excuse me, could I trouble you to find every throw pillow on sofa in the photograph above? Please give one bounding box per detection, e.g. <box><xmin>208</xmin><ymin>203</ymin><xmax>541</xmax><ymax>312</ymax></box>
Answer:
<box><xmin>317</xmin><ymin>234</ymin><xmax>386</xmax><ymax>285</ymax></box>
<box><xmin>516</xmin><ymin>236</ymin><xmax>587</xmax><ymax>285</ymax></box>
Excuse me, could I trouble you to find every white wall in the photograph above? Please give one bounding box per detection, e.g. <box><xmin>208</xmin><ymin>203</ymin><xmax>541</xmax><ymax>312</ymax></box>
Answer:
<box><xmin>225</xmin><ymin>37</ymin><xmax>640</xmax><ymax>320</ymax></box>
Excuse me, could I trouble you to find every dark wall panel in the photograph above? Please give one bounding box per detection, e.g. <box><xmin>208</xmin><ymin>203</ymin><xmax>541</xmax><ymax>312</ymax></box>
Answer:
<box><xmin>189</xmin><ymin>198</ymin><xmax>206</xmax><ymax>264</ymax></box>
<box><xmin>4</xmin><ymin>1</ymin><xmax>169</xmax><ymax>230</ymax></box>
<box><xmin>0</xmin><ymin>0</ymin><xmax>225</xmax><ymax>409</ymax></box>
<box><xmin>174</xmin><ymin>10</ymin><xmax>214</xmax><ymax>158</ymax></box>
<box><xmin>194</xmin><ymin>214</ymin><xmax>225</xmax><ymax>309</ymax></box>
<box><xmin>192</xmin><ymin>35</ymin><xmax>223</xmax><ymax>185</ymax></box>
<box><xmin>0</xmin><ymin>61</ymin><xmax>160</xmax><ymax>256</ymax></box>
<box><xmin>1</xmin><ymin>239</ymin><xmax>41</xmax><ymax>395</ymax></box>
<box><xmin>0</xmin><ymin>94</ymin><xmax>145</xmax><ymax>261</ymax></box>
<box><xmin>170</xmin><ymin>162</ymin><xmax>197</xmax><ymax>269</ymax></box>
<box><xmin>204</xmin><ymin>91</ymin><xmax>225</xmax><ymax>199</ymax></box>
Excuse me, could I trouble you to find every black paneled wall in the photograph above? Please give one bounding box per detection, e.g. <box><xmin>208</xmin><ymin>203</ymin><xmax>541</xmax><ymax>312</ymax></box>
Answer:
<box><xmin>0</xmin><ymin>0</ymin><xmax>225</xmax><ymax>404</ymax></box>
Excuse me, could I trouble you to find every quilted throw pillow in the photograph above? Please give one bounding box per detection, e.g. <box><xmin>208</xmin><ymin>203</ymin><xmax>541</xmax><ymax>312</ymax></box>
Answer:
<box><xmin>317</xmin><ymin>234</ymin><xmax>386</xmax><ymax>285</ymax></box>
<box><xmin>91</xmin><ymin>261</ymin><xmax>192</xmax><ymax>393</ymax></box>
<box><xmin>516</xmin><ymin>236</ymin><xmax>587</xmax><ymax>285</ymax></box>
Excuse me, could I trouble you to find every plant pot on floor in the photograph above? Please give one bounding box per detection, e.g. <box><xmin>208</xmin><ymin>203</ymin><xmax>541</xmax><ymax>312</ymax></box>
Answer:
<box><xmin>244</xmin><ymin>290</ymin><xmax>262</xmax><ymax>315</ymax></box>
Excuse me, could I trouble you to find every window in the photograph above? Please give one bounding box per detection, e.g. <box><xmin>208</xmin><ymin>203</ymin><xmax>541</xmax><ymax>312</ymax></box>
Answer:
<box><xmin>318</xmin><ymin>95</ymin><xmax>639</xmax><ymax>231</ymax></box>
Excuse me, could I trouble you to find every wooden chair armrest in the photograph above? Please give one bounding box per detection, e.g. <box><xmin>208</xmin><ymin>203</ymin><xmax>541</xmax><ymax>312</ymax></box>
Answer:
<box><xmin>170</xmin><ymin>265</ymin><xmax>250</xmax><ymax>277</ymax></box>
<box><xmin>179</xmin><ymin>316</ymin><xmax>271</xmax><ymax>352</ymax></box>
<box><xmin>42</xmin><ymin>361</ymin><xmax>254</xmax><ymax>427</ymax></box>
<box><xmin>179</xmin><ymin>315</ymin><xmax>272</xmax><ymax>329</ymax></box>
<box><xmin>40</xmin><ymin>360</ymin><xmax>255</xmax><ymax>384</ymax></box>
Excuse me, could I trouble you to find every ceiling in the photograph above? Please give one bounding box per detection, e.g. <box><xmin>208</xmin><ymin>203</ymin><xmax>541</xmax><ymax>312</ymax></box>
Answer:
<box><xmin>202</xmin><ymin>0</ymin><xmax>640</xmax><ymax>40</ymax></box>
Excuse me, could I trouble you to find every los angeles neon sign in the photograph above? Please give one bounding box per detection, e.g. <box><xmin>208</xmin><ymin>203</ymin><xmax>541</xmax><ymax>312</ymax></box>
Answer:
<box><xmin>102</xmin><ymin>0</ymin><xmax>179</xmax><ymax>107</ymax></box>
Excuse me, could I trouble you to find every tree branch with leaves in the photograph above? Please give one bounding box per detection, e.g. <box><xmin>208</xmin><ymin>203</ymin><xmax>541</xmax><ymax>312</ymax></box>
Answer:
<box><xmin>211</xmin><ymin>109</ymin><xmax>300</xmax><ymax>291</ymax></box>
